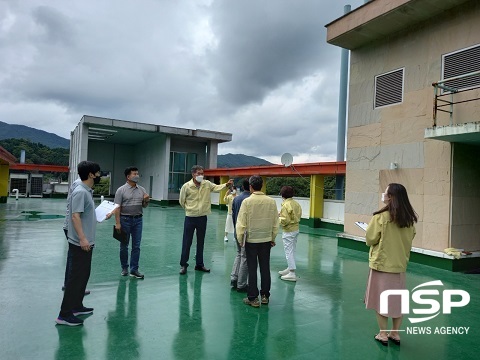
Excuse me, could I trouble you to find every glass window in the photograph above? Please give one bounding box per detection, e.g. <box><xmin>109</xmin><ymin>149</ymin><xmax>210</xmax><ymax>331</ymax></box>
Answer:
<box><xmin>168</xmin><ymin>151</ymin><xmax>198</xmax><ymax>194</ymax></box>
<box><xmin>173</xmin><ymin>152</ymin><xmax>186</xmax><ymax>172</ymax></box>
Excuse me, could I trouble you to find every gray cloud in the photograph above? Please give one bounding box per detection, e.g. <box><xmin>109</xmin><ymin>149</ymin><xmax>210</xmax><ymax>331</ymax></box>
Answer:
<box><xmin>0</xmin><ymin>0</ymin><xmax>364</xmax><ymax>162</ymax></box>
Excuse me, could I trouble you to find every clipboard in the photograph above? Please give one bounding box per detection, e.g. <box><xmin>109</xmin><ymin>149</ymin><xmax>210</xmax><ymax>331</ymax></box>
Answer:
<box><xmin>113</xmin><ymin>226</ymin><xmax>129</xmax><ymax>245</ymax></box>
<box><xmin>355</xmin><ymin>221</ymin><xmax>368</xmax><ymax>232</ymax></box>
<box><xmin>95</xmin><ymin>200</ymin><xmax>119</xmax><ymax>222</ymax></box>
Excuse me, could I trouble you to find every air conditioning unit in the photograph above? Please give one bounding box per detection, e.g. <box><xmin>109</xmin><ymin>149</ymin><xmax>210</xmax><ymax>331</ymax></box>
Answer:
<box><xmin>9</xmin><ymin>174</ymin><xmax>28</xmax><ymax>197</ymax></box>
<box><xmin>30</xmin><ymin>174</ymin><xmax>44</xmax><ymax>198</ymax></box>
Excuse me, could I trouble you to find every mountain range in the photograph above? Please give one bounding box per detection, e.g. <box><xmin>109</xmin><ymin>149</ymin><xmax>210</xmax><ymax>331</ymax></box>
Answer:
<box><xmin>0</xmin><ymin>121</ymin><xmax>271</xmax><ymax>167</ymax></box>
<box><xmin>0</xmin><ymin>121</ymin><xmax>70</xmax><ymax>149</ymax></box>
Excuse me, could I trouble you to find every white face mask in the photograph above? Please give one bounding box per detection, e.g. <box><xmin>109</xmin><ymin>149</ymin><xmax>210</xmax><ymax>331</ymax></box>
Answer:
<box><xmin>232</xmin><ymin>190</ymin><xmax>236</xmax><ymax>195</ymax></box>
<box><xmin>130</xmin><ymin>175</ymin><xmax>140</xmax><ymax>183</ymax></box>
<box><xmin>195</xmin><ymin>175</ymin><xmax>204</xmax><ymax>183</ymax></box>
<box><xmin>381</xmin><ymin>192</ymin><xmax>388</xmax><ymax>203</ymax></box>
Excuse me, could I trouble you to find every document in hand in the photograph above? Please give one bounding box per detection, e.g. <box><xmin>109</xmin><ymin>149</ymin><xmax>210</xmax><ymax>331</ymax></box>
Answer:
<box><xmin>355</xmin><ymin>221</ymin><xmax>368</xmax><ymax>232</ymax></box>
<box><xmin>95</xmin><ymin>200</ymin><xmax>119</xmax><ymax>222</ymax></box>
<box><xmin>113</xmin><ymin>226</ymin><xmax>128</xmax><ymax>245</ymax></box>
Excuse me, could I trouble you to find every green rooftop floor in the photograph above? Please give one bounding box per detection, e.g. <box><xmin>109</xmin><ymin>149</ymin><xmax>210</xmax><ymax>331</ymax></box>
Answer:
<box><xmin>0</xmin><ymin>198</ymin><xmax>479</xmax><ymax>360</ymax></box>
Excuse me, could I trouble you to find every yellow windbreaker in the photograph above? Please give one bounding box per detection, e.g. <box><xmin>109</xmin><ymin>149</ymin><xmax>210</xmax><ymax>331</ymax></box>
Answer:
<box><xmin>366</xmin><ymin>211</ymin><xmax>416</xmax><ymax>273</ymax></box>
<box><xmin>179</xmin><ymin>179</ymin><xmax>226</xmax><ymax>217</ymax></box>
<box><xmin>279</xmin><ymin>198</ymin><xmax>302</xmax><ymax>232</ymax></box>
<box><xmin>236</xmin><ymin>191</ymin><xmax>279</xmax><ymax>244</ymax></box>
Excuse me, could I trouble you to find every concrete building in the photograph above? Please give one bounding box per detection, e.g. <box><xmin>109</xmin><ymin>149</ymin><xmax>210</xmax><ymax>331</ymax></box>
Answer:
<box><xmin>326</xmin><ymin>0</ymin><xmax>480</xmax><ymax>270</ymax></box>
<box><xmin>70</xmin><ymin>115</ymin><xmax>231</xmax><ymax>202</ymax></box>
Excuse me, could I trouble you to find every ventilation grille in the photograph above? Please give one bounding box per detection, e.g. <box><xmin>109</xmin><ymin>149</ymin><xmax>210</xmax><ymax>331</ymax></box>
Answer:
<box><xmin>374</xmin><ymin>68</ymin><xmax>404</xmax><ymax>108</ymax></box>
<box><xmin>443</xmin><ymin>44</ymin><xmax>480</xmax><ymax>91</ymax></box>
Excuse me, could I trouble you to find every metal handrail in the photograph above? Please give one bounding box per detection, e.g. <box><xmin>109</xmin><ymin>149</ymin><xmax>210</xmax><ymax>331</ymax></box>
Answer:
<box><xmin>432</xmin><ymin>70</ymin><xmax>480</xmax><ymax>127</ymax></box>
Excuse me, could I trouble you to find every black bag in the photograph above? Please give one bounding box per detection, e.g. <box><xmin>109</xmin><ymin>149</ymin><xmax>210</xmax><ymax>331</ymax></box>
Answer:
<box><xmin>113</xmin><ymin>226</ymin><xmax>128</xmax><ymax>245</ymax></box>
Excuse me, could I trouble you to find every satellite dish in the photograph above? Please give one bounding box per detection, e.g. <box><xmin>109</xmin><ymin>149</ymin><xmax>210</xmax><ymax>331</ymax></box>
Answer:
<box><xmin>281</xmin><ymin>153</ymin><xmax>293</xmax><ymax>167</ymax></box>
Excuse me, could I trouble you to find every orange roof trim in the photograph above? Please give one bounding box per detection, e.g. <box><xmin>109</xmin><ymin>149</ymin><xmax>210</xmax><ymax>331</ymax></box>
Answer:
<box><xmin>204</xmin><ymin>161</ymin><xmax>346</xmax><ymax>177</ymax></box>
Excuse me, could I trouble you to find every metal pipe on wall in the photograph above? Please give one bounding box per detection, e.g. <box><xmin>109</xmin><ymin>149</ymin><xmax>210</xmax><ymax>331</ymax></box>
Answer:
<box><xmin>335</xmin><ymin>4</ymin><xmax>351</xmax><ymax>200</ymax></box>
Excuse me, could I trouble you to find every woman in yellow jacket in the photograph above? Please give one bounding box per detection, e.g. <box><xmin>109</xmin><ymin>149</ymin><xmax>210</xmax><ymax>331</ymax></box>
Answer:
<box><xmin>223</xmin><ymin>187</ymin><xmax>236</xmax><ymax>241</ymax></box>
<box><xmin>365</xmin><ymin>183</ymin><xmax>417</xmax><ymax>346</ymax></box>
<box><xmin>278</xmin><ymin>186</ymin><xmax>302</xmax><ymax>282</ymax></box>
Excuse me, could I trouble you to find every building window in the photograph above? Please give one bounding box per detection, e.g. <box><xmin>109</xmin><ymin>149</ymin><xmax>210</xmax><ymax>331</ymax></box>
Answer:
<box><xmin>168</xmin><ymin>152</ymin><xmax>197</xmax><ymax>193</ymax></box>
<box><xmin>442</xmin><ymin>44</ymin><xmax>480</xmax><ymax>92</ymax></box>
<box><xmin>374</xmin><ymin>68</ymin><xmax>404</xmax><ymax>109</ymax></box>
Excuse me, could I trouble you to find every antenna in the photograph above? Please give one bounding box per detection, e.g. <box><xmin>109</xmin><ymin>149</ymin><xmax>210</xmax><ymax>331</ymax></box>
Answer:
<box><xmin>281</xmin><ymin>153</ymin><xmax>293</xmax><ymax>167</ymax></box>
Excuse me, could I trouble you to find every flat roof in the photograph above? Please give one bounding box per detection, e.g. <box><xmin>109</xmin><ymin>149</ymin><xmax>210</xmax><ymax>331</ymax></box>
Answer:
<box><xmin>79</xmin><ymin>115</ymin><xmax>232</xmax><ymax>145</ymax></box>
<box><xmin>1</xmin><ymin>198</ymin><xmax>479</xmax><ymax>358</ymax></box>
<box><xmin>325</xmin><ymin>0</ymin><xmax>472</xmax><ymax>49</ymax></box>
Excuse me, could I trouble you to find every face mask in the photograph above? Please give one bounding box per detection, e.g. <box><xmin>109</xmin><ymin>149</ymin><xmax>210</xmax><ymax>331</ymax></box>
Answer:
<box><xmin>93</xmin><ymin>176</ymin><xmax>101</xmax><ymax>185</ymax></box>
<box><xmin>195</xmin><ymin>175</ymin><xmax>204</xmax><ymax>183</ymax></box>
<box><xmin>232</xmin><ymin>190</ymin><xmax>236</xmax><ymax>195</ymax></box>
<box><xmin>130</xmin><ymin>175</ymin><xmax>140</xmax><ymax>183</ymax></box>
<box><xmin>381</xmin><ymin>193</ymin><xmax>388</xmax><ymax>203</ymax></box>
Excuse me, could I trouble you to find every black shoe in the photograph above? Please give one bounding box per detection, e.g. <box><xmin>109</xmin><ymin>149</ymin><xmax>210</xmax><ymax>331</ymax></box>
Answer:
<box><xmin>130</xmin><ymin>270</ymin><xmax>144</xmax><ymax>279</ymax></box>
<box><xmin>374</xmin><ymin>334</ymin><xmax>388</xmax><ymax>347</ymax></box>
<box><xmin>56</xmin><ymin>315</ymin><xmax>84</xmax><ymax>326</ymax></box>
<box><xmin>179</xmin><ymin>266</ymin><xmax>187</xmax><ymax>275</ymax></box>
<box><xmin>121</xmin><ymin>268</ymin><xmax>128</xmax><ymax>276</ymax></box>
<box><xmin>230</xmin><ymin>280</ymin><xmax>237</xmax><ymax>289</ymax></box>
<box><xmin>236</xmin><ymin>286</ymin><xmax>248</xmax><ymax>293</ymax></box>
<box><xmin>72</xmin><ymin>306</ymin><xmax>94</xmax><ymax>316</ymax></box>
<box><xmin>194</xmin><ymin>266</ymin><xmax>210</xmax><ymax>273</ymax></box>
<box><xmin>388</xmin><ymin>335</ymin><xmax>401</xmax><ymax>345</ymax></box>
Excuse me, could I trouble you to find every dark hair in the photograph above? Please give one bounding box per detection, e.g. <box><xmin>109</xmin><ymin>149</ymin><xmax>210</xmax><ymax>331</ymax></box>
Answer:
<box><xmin>242</xmin><ymin>179</ymin><xmax>250</xmax><ymax>191</ymax></box>
<box><xmin>249</xmin><ymin>175</ymin><xmax>263</xmax><ymax>191</ymax></box>
<box><xmin>124</xmin><ymin>166</ymin><xmax>138</xmax><ymax>178</ymax></box>
<box><xmin>280</xmin><ymin>186</ymin><xmax>294</xmax><ymax>199</ymax></box>
<box><xmin>77</xmin><ymin>161</ymin><xmax>100</xmax><ymax>181</ymax></box>
<box><xmin>191</xmin><ymin>165</ymin><xmax>204</xmax><ymax>174</ymax></box>
<box><xmin>373</xmin><ymin>183</ymin><xmax>418</xmax><ymax>228</ymax></box>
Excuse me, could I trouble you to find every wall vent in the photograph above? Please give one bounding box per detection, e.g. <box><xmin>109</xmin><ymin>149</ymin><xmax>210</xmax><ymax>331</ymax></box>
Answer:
<box><xmin>374</xmin><ymin>68</ymin><xmax>404</xmax><ymax>109</ymax></box>
<box><xmin>443</xmin><ymin>44</ymin><xmax>480</xmax><ymax>92</ymax></box>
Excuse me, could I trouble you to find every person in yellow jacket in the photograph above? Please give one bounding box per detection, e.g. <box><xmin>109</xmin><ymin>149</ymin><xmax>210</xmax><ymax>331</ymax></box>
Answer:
<box><xmin>236</xmin><ymin>175</ymin><xmax>279</xmax><ymax>307</ymax></box>
<box><xmin>278</xmin><ymin>186</ymin><xmax>302</xmax><ymax>282</ymax></box>
<box><xmin>365</xmin><ymin>183</ymin><xmax>417</xmax><ymax>346</ymax></box>
<box><xmin>179</xmin><ymin>165</ymin><xmax>233</xmax><ymax>275</ymax></box>
<box><xmin>223</xmin><ymin>187</ymin><xmax>237</xmax><ymax>241</ymax></box>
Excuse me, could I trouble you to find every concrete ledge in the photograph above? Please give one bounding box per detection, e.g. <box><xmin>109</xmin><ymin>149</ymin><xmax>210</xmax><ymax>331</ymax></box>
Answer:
<box><xmin>302</xmin><ymin>218</ymin><xmax>344</xmax><ymax>231</ymax></box>
<box><xmin>337</xmin><ymin>232</ymin><xmax>480</xmax><ymax>272</ymax></box>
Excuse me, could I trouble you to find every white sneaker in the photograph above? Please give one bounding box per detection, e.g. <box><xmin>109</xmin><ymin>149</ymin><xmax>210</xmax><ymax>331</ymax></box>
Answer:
<box><xmin>224</xmin><ymin>236</ymin><xmax>228</xmax><ymax>242</ymax></box>
<box><xmin>278</xmin><ymin>268</ymin><xmax>290</xmax><ymax>276</ymax></box>
<box><xmin>281</xmin><ymin>272</ymin><xmax>297</xmax><ymax>282</ymax></box>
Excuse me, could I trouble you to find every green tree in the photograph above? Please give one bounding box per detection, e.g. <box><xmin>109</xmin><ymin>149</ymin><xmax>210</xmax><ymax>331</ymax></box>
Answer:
<box><xmin>0</xmin><ymin>138</ymin><xmax>68</xmax><ymax>165</ymax></box>
<box><xmin>265</xmin><ymin>176</ymin><xmax>344</xmax><ymax>199</ymax></box>
<box><xmin>93</xmin><ymin>177</ymin><xmax>110</xmax><ymax>196</ymax></box>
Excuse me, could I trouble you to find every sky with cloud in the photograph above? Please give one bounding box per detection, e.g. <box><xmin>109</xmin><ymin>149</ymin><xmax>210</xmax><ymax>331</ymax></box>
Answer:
<box><xmin>0</xmin><ymin>0</ymin><xmax>364</xmax><ymax>164</ymax></box>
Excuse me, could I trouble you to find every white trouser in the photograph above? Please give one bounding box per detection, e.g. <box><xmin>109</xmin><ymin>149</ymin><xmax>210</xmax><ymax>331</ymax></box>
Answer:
<box><xmin>225</xmin><ymin>214</ymin><xmax>234</xmax><ymax>233</ymax></box>
<box><xmin>282</xmin><ymin>230</ymin><xmax>299</xmax><ymax>270</ymax></box>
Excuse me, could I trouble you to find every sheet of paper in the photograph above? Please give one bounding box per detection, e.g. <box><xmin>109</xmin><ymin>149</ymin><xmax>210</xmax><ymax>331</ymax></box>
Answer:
<box><xmin>355</xmin><ymin>221</ymin><xmax>368</xmax><ymax>232</ymax></box>
<box><xmin>95</xmin><ymin>200</ymin><xmax>119</xmax><ymax>222</ymax></box>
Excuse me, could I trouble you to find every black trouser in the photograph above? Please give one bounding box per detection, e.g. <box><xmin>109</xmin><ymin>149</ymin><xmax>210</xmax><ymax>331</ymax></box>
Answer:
<box><xmin>245</xmin><ymin>242</ymin><xmax>271</xmax><ymax>300</ymax></box>
<box><xmin>180</xmin><ymin>216</ymin><xmax>207</xmax><ymax>268</ymax></box>
<box><xmin>63</xmin><ymin>229</ymin><xmax>70</xmax><ymax>286</ymax></box>
<box><xmin>59</xmin><ymin>243</ymin><xmax>92</xmax><ymax>317</ymax></box>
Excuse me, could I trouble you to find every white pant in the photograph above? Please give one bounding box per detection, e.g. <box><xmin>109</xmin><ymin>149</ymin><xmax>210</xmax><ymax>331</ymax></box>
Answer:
<box><xmin>282</xmin><ymin>230</ymin><xmax>299</xmax><ymax>270</ymax></box>
<box><xmin>225</xmin><ymin>214</ymin><xmax>234</xmax><ymax>233</ymax></box>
